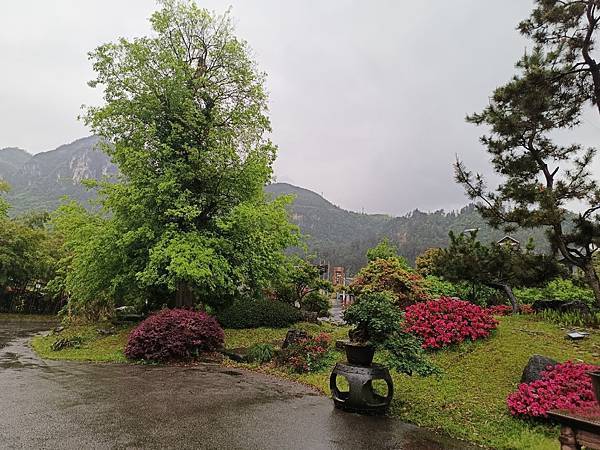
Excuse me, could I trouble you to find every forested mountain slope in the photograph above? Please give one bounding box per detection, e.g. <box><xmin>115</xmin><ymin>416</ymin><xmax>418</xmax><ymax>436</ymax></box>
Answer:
<box><xmin>1</xmin><ymin>137</ymin><xmax>551</xmax><ymax>272</ymax></box>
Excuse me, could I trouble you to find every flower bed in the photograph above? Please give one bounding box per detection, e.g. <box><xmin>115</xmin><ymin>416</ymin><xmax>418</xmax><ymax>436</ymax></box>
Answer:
<box><xmin>404</xmin><ymin>297</ymin><xmax>498</xmax><ymax>349</ymax></box>
<box><xmin>507</xmin><ymin>361</ymin><xmax>598</xmax><ymax>418</ymax></box>
<box><xmin>276</xmin><ymin>332</ymin><xmax>331</xmax><ymax>373</ymax></box>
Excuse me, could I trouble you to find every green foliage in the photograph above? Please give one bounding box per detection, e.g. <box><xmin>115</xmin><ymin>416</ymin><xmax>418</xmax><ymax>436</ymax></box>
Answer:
<box><xmin>273</xmin><ymin>257</ymin><xmax>331</xmax><ymax>305</ymax></box>
<box><xmin>537</xmin><ymin>309</ymin><xmax>600</xmax><ymax>329</ymax></box>
<box><xmin>515</xmin><ymin>278</ymin><xmax>595</xmax><ymax>304</ymax></box>
<box><xmin>343</xmin><ymin>291</ymin><xmax>437</xmax><ymax>375</ymax></box>
<box><xmin>53</xmin><ymin>1</ymin><xmax>299</xmax><ymax>317</ymax></box>
<box><xmin>216</xmin><ymin>297</ymin><xmax>303</xmax><ymax>329</ymax></box>
<box><xmin>300</xmin><ymin>291</ymin><xmax>330</xmax><ymax>317</ymax></box>
<box><xmin>366</xmin><ymin>238</ymin><xmax>401</xmax><ymax>262</ymax></box>
<box><xmin>433</xmin><ymin>230</ymin><xmax>562</xmax><ymax>308</ymax></box>
<box><xmin>415</xmin><ymin>247</ymin><xmax>443</xmax><ymax>277</ymax></box>
<box><xmin>422</xmin><ymin>276</ymin><xmax>460</xmax><ymax>298</ymax></box>
<box><xmin>246</xmin><ymin>343</ymin><xmax>275</xmax><ymax>364</ymax></box>
<box><xmin>51</xmin><ymin>335</ymin><xmax>84</xmax><ymax>351</ymax></box>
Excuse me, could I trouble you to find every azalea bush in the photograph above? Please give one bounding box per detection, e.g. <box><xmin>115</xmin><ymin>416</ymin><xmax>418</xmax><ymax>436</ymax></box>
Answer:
<box><xmin>404</xmin><ymin>297</ymin><xmax>498</xmax><ymax>349</ymax></box>
<box><xmin>276</xmin><ymin>332</ymin><xmax>331</xmax><ymax>373</ymax></box>
<box><xmin>125</xmin><ymin>308</ymin><xmax>224</xmax><ymax>361</ymax></box>
<box><xmin>507</xmin><ymin>361</ymin><xmax>598</xmax><ymax>418</ymax></box>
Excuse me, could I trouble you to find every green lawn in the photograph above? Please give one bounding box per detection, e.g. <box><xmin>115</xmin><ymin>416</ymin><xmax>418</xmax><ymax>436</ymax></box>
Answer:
<box><xmin>28</xmin><ymin>314</ymin><xmax>600</xmax><ymax>449</ymax></box>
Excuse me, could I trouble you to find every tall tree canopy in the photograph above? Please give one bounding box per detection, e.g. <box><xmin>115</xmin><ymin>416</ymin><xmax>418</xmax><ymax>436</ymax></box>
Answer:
<box><xmin>55</xmin><ymin>1</ymin><xmax>298</xmax><ymax>316</ymax></box>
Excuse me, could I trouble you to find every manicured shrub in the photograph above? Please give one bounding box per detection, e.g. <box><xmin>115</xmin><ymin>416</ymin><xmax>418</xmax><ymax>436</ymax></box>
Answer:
<box><xmin>125</xmin><ymin>308</ymin><xmax>224</xmax><ymax>361</ymax></box>
<box><xmin>301</xmin><ymin>291</ymin><xmax>330</xmax><ymax>317</ymax></box>
<box><xmin>488</xmin><ymin>305</ymin><xmax>514</xmax><ymax>316</ymax></box>
<box><xmin>247</xmin><ymin>343</ymin><xmax>275</xmax><ymax>364</ymax></box>
<box><xmin>404</xmin><ymin>297</ymin><xmax>498</xmax><ymax>349</ymax></box>
<box><xmin>216</xmin><ymin>297</ymin><xmax>303</xmax><ymax>329</ymax></box>
<box><xmin>507</xmin><ymin>361</ymin><xmax>598</xmax><ymax>418</ymax></box>
<box><xmin>276</xmin><ymin>332</ymin><xmax>331</xmax><ymax>373</ymax></box>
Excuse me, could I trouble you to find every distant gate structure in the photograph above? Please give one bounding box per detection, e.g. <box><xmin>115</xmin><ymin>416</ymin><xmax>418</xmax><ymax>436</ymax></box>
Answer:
<box><xmin>332</xmin><ymin>267</ymin><xmax>346</xmax><ymax>286</ymax></box>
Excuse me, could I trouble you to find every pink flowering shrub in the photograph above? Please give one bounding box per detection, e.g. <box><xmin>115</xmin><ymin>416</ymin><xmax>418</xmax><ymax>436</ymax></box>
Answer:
<box><xmin>277</xmin><ymin>332</ymin><xmax>331</xmax><ymax>373</ymax></box>
<box><xmin>404</xmin><ymin>297</ymin><xmax>498</xmax><ymax>349</ymax></box>
<box><xmin>125</xmin><ymin>308</ymin><xmax>224</xmax><ymax>361</ymax></box>
<box><xmin>507</xmin><ymin>361</ymin><xmax>598</xmax><ymax>418</ymax></box>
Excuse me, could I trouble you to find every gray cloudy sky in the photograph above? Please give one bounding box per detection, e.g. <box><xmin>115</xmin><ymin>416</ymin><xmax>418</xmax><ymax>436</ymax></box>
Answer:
<box><xmin>2</xmin><ymin>1</ymin><xmax>599</xmax><ymax>215</ymax></box>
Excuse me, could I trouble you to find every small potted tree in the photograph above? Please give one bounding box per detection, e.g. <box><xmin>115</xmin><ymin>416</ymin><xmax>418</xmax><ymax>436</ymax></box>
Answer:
<box><xmin>343</xmin><ymin>291</ymin><xmax>437</xmax><ymax>375</ymax></box>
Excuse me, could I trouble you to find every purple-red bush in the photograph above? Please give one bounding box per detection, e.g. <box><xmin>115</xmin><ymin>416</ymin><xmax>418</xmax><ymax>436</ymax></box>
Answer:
<box><xmin>404</xmin><ymin>297</ymin><xmax>498</xmax><ymax>349</ymax></box>
<box><xmin>125</xmin><ymin>308</ymin><xmax>224</xmax><ymax>362</ymax></box>
<box><xmin>507</xmin><ymin>361</ymin><xmax>598</xmax><ymax>418</ymax></box>
<box><xmin>276</xmin><ymin>332</ymin><xmax>331</xmax><ymax>373</ymax></box>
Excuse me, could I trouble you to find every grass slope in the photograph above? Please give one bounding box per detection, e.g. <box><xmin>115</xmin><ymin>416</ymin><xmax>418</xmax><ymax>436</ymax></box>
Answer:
<box><xmin>30</xmin><ymin>315</ymin><xmax>600</xmax><ymax>449</ymax></box>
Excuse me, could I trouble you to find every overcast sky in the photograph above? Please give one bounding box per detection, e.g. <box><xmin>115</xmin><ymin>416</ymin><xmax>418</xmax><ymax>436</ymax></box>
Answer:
<box><xmin>2</xmin><ymin>1</ymin><xmax>599</xmax><ymax>216</ymax></box>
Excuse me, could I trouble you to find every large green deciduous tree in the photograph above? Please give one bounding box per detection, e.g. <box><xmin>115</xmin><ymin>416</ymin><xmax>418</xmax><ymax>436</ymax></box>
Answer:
<box><xmin>55</xmin><ymin>1</ymin><xmax>298</xmax><ymax>316</ymax></box>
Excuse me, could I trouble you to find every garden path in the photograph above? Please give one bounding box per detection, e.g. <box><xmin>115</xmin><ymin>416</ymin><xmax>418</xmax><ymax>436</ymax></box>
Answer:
<box><xmin>0</xmin><ymin>319</ymin><xmax>477</xmax><ymax>449</ymax></box>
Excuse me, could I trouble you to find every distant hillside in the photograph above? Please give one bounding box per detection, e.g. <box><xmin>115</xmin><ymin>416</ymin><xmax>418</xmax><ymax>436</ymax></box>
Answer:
<box><xmin>1</xmin><ymin>137</ymin><xmax>552</xmax><ymax>273</ymax></box>
<box><xmin>0</xmin><ymin>136</ymin><xmax>117</xmax><ymax>214</ymax></box>
<box><xmin>266</xmin><ymin>183</ymin><xmax>551</xmax><ymax>274</ymax></box>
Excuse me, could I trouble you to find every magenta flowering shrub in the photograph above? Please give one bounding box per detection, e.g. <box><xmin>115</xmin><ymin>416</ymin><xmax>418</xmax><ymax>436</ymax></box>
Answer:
<box><xmin>507</xmin><ymin>361</ymin><xmax>598</xmax><ymax>418</ymax></box>
<box><xmin>404</xmin><ymin>297</ymin><xmax>498</xmax><ymax>349</ymax></box>
<box><xmin>125</xmin><ymin>308</ymin><xmax>224</xmax><ymax>362</ymax></box>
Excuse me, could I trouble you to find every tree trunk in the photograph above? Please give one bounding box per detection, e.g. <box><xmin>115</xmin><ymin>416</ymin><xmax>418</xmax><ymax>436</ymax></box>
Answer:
<box><xmin>583</xmin><ymin>262</ymin><xmax>600</xmax><ymax>307</ymax></box>
<box><xmin>175</xmin><ymin>282</ymin><xmax>194</xmax><ymax>308</ymax></box>
<box><xmin>489</xmin><ymin>282</ymin><xmax>520</xmax><ymax>313</ymax></box>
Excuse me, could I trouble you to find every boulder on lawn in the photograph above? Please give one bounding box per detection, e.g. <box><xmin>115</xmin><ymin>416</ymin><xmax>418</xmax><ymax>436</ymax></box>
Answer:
<box><xmin>559</xmin><ymin>301</ymin><xmax>591</xmax><ymax>315</ymax></box>
<box><xmin>282</xmin><ymin>329</ymin><xmax>309</xmax><ymax>349</ymax></box>
<box><xmin>520</xmin><ymin>355</ymin><xmax>558</xmax><ymax>384</ymax></box>
<box><xmin>531</xmin><ymin>299</ymin><xmax>591</xmax><ymax>315</ymax></box>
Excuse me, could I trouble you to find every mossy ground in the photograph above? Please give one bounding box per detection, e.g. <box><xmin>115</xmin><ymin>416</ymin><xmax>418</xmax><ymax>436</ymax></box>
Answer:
<box><xmin>27</xmin><ymin>314</ymin><xmax>600</xmax><ymax>449</ymax></box>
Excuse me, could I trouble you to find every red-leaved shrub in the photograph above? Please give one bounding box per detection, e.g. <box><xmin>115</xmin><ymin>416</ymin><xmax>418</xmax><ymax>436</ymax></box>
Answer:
<box><xmin>507</xmin><ymin>361</ymin><xmax>598</xmax><ymax>418</ymax></box>
<box><xmin>125</xmin><ymin>308</ymin><xmax>224</xmax><ymax>361</ymax></box>
<box><xmin>404</xmin><ymin>297</ymin><xmax>498</xmax><ymax>349</ymax></box>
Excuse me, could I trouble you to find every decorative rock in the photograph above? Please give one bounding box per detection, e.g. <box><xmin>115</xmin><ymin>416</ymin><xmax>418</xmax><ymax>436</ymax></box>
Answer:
<box><xmin>531</xmin><ymin>299</ymin><xmax>591</xmax><ymax>315</ymax></box>
<box><xmin>560</xmin><ymin>301</ymin><xmax>591</xmax><ymax>315</ymax></box>
<box><xmin>282</xmin><ymin>329</ymin><xmax>308</xmax><ymax>349</ymax></box>
<box><xmin>520</xmin><ymin>354</ymin><xmax>558</xmax><ymax>383</ymax></box>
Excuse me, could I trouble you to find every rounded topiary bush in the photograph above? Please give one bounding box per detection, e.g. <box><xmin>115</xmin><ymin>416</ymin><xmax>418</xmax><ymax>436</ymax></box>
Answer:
<box><xmin>404</xmin><ymin>297</ymin><xmax>498</xmax><ymax>349</ymax></box>
<box><xmin>125</xmin><ymin>308</ymin><xmax>224</xmax><ymax>361</ymax></box>
<box><xmin>216</xmin><ymin>298</ymin><xmax>303</xmax><ymax>329</ymax></box>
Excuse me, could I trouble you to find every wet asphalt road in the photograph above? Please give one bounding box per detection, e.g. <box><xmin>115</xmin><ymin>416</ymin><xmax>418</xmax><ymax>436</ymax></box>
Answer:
<box><xmin>0</xmin><ymin>319</ymin><xmax>478</xmax><ymax>450</ymax></box>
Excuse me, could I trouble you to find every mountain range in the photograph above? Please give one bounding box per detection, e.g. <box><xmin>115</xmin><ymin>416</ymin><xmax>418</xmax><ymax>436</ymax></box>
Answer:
<box><xmin>0</xmin><ymin>137</ymin><xmax>550</xmax><ymax>273</ymax></box>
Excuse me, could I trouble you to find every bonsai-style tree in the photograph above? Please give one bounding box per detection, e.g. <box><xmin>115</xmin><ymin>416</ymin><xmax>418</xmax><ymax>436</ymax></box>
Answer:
<box><xmin>433</xmin><ymin>230</ymin><xmax>563</xmax><ymax>312</ymax></box>
<box><xmin>457</xmin><ymin>46</ymin><xmax>600</xmax><ymax>306</ymax></box>
<box><xmin>343</xmin><ymin>291</ymin><xmax>438</xmax><ymax>376</ymax></box>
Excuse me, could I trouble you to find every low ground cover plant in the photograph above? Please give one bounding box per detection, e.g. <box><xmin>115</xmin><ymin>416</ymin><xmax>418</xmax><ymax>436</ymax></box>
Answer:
<box><xmin>247</xmin><ymin>343</ymin><xmax>275</xmax><ymax>364</ymax></box>
<box><xmin>125</xmin><ymin>308</ymin><xmax>224</xmax><ymax>361</ymax></box>
<box><xmin>404</xmin><ymin>297</ymin><xmax>498</xmax><ymax>349</ymax></box>
<box><xmin>216</xmin><ymin>297</ymin><xmax>303</xmax><ymax>329</ymax></box>
<box><xmin>276</xmin><ymin>332</ymin><xmax>332</xmax><ymax>373</ymax></box>
<box><xmin>507</xmin><ymin>361</ymin><xmax>598</xmax><ymax>418</ymax></box>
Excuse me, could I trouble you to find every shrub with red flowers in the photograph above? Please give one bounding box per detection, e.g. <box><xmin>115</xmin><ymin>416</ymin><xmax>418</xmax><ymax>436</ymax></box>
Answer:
<box><xmin>507</xmin><ymin>361</ymin><xmax>598</xmax><ymax>418</ymax></box>
<box><xmin>125</xmin><ymin>308</ymin><xmax>224</xmax><ymax>362</ymax></box>
<box><xmin>404</xmin><ymin>297</ymin><xmax>498</xmax><ymax>349</ymax></box>
<box><xmin>276</xmin><ymin>332</ymin><xmax>331</xmax><ymax>373</ymax></box>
